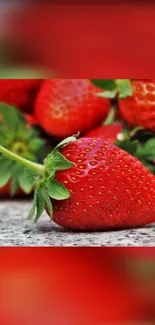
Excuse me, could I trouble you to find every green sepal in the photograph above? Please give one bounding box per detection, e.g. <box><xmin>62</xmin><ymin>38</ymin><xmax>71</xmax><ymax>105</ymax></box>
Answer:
<box><xmin>33</xmin><ymin>185</ymin><xmax>53</xmax><ymax>223</ymax></box>
<box><xmin>96</xmin><ymin>90</ymin><xmax>117</xmax><ymax>99</ymax></box>
<box><xmin>54</xmin><ymin>134</ymin><xmax>78</xmax><ymax>152</ymax></box>
<box><xmin>26</xmin><ymin>135</ymin><xmax>78</xmax><ymax>222</ymax></box>
<box><xmin>141</xmin><ymin>139</ymin><xmax>155</xmax><ymax>161</ymax></box>
<box><xmin>10</xmin><ymin>178</ymin><xmax>19</xmax><ymax>196</ymax></box>
<box><xmin>91</xmin><ymin>79</ymin><xmax>133</xmax><ymax>99</ymax></box>
<box><xmin>43</xmin><ymin>187</ymin><xmax>53</xmax><ymax>219</ymax></box>
<box><xmin>27</xmin><ymin>191</ymin><xmax>37</xmax><ymax>219</ymax></box>
<box><xmin>45</xmin><ymin>151</ymin><xmax>74</xmax><ymax>174</ymax></box>
<box><xmin>116</xmin><ymin>79</ymin><xmax>133</xmax><ymax>99</ymax></box>
<box><xmin>0</xmin><ymin>103</ymin><xmax>26</xmax><ymax>133</ymax></box>
<box><xmin>91</xmin><ymin>79</ymin><xmax>116</xmax><ymax>91</ymax></box>
<box><xmin>0</xmin><ymin>104</ymin><xmax>51</xmax><ymax>195</ymax></box>
<box><xmin>10</xmin><ymin>164</ymin><xmax>22</xmax><ymax>196</ymax></box>
<box><xmin>29</xmin><ymin>138</ymin><xmax>45</xmax><ymax>152</ymax></box>
<box><xmin>35</xmin><ymin>187</ymin><xmax>46</xmax><ymax>223</ymax></box>
<box><xmin>18</xmin><ymin>167</ymin><xmax>39</xmax><ymax>194</ymax></box>
<box><xmin>0</xmin><ymin>157</ymin><xmax>15</xmax><ymax>187</ymax></box>
<box><xmin>46</xmin><ymin>179</ymin><xmax>70</xmax><ymax>200</ymax></box>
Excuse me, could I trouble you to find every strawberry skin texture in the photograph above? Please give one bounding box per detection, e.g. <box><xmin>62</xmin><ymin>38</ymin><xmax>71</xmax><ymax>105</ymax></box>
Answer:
<box><xmin>0</xmin><ymin>79</ymin><xmax>42</xmax><ymax>113</ymax></box>
<box><xmin>119</xmin><ymin>80</ymin><xmax>155</xmax><ymax>131</ymax></box>
<box><xmin>84</xmin><ymin>123</ymin><xmax>122</xmax><ymax>143</ymax></box>
<box><xmin>34</xmin><ymin>79</ymin><xmax>110</xmax><ymax>138</ymax></box>
<box><xmin>48</xmin><ymin>138</ymin><xmax>155</xmax><ymax>231</ymax></box>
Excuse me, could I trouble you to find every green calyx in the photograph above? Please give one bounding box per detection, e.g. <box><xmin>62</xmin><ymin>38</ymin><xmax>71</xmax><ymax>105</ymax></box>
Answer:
<box><xmin>91</xmin><ymin>79</ymin><xmax>133</xmax><ymax>99</ymax></box>
<box><xmin>30</xmin><ymin>135</ymin><xmax>77</xmax><ymax>223</ymax></box>
<box><xmin>115</xmin><ymin>127</ymin><xmax>155</xmax><ymax>174</ymax></box>
<box><xmin>0</xmin><ymin>103</ymin><xmax>48</xmax><ymax>195</ymax></box>
<box><xmin>0</xmin><ymin>126</ymin><xmax>78</xmax><ymax>221</ymax></box>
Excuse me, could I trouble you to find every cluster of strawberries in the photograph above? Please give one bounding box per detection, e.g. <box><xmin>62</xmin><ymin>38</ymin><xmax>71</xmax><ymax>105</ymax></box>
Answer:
<box><xmin>0</xmin><ymin>79</ymin><xmax>155</xmax><ymax>231</ymax></box>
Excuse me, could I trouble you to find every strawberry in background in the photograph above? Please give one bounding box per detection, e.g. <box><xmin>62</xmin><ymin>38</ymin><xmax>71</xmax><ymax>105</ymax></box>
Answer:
<box><xmin>119</xmin><ymin>79</ymin><xmax>155</xmax><ymax>132</ymax></box>
<box><xmin>0</xmin><ymin>79</ymin><xmax>42</xmax><ymax>113</ymax></box>
<box><xmin>84</xmin><ymin>107</ymin><xmax>123</xmax><ymax>142</ymax></box>
<box><xmin>34</xmin><ymin>79</ymin><xmax>110</xmax><ymax>138</ymax></box>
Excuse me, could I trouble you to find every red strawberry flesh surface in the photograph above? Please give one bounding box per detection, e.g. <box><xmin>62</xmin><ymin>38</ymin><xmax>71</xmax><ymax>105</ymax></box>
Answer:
<box><xmin>46</xmin><ymin>138</ymin><xmax>155</xmax><ymax>231</ymax></box>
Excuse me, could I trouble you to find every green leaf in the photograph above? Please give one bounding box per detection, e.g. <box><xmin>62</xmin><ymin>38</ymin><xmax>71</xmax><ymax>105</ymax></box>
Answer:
<box><xmin>46</xmin><ymin>179</ymin><xmax>70</xmax><ymax>200</ymax></box>
<box><xmin>18</xmin><ymin>167</ymin><xmax>38</xmax><ymax>194</ymax></box>
<box><xmin>141</xmin><ymin>139</ymin><xmax>155</xmax><ymax>160</ymax></box>
<box><xmin>0</xmin><ymin>158</ymin><xmax>14</xmax><ymax>187</ymax></box>
<box><xmin>46</xmin><ymin>151</ymin><xmax>74</xmax><ymax>174</ymax></box>
<box><xmin>115</xmin><ymin>139</ymin><xmax>139</xmax><ymax>157</ymax></box>
<box><xmin>117</xmin><ymin>79</ymin><xmax>132</xmax><ymax>99</ymax></box>
<box><xmin>34</xmin><ymin>187</ymin><xmax>46</xmax><ymax>223</ymax></box>
<box><xmin>29</xmin><ymin>138</ymin><xmax>44</xmax><ymax>151</ymax></box>
<box><xmin>10</xmin><ymin>177</ymin><xmax>19</xmax><ymax>196</ymax></box>
<box><xmin>27</xmin><ymin>190</ymin><xmax>37</xmax><ymax>219</ymax></box>
<box><xmin>96</xmin><ymin>90</ymin><xmax>117</xmax><ymax>99</ymax></box>
<box><xmin>90</xmin><ymin>79</ymin><xmax>116</xmax><ymax>91</ymax></box>
<box><xmin>0</xmin><ymin>103</ymin><xmax>26</xmax><ymax>132</ymax></box>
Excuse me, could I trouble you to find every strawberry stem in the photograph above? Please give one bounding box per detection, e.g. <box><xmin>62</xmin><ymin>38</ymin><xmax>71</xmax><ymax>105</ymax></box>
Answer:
<box><xmin>0</xmin><ymin>144</ymin><xmax>44</xmax><ymax>175</ymax></box>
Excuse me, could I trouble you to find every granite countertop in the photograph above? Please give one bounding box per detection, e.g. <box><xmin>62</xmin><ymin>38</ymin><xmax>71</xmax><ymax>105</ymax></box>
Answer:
<box><xmin>0</xmin><ymin>200</ymin><xmax>155</xmax><ymax>246</ymax></box>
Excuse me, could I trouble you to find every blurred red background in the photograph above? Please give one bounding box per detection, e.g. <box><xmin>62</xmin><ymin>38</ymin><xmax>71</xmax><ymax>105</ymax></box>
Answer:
<box><xmin>1</xmin><ymin>1</ymin><xmax>155</xmax><ymax>77</ymax></box>
<box><xmin>1</xmin><ymin>248</ymin><xmax>155</xmax><ymax>324</ymax></box>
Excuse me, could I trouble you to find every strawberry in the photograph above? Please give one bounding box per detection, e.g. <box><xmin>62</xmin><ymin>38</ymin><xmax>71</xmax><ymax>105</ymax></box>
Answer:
<box><xmin>0</xmin><ymin>103</ymin><xmax>49</xmax><ymax>197</ymax></box>
<box><xmin>34</xmin><ymin>79</ymin><xmax>110</xmax><ymax>138</ymax></box>
<box><xmin>84</xmin><ymin>123</ymin><xmax>123</xmax><ymax>143</ymax></box>
<box><xmin>0</xmin><ymin>79</ymin><xmax>42</xmax><ymax>113</ymax></box>
<box><xmin>91</xmin><ymin>79</ymin><xmax>155</xmax><ymax>132</ymax></box>
<box><xmin>118</xmin><ymin>80</ymin><xmax>155</xmax><ymax>131</ymax></box>
<box><xmin>0</xmin><ymin>133</ymin><xmax>155</xmax><ymax>231</ymax></box>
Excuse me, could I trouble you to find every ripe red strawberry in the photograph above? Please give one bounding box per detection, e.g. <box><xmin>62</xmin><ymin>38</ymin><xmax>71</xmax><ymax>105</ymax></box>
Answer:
<box><xmin>1</xmin><ymin>134</ymin><xmax>155</xmax><ymax>231</ymax></box>
<box><xmin>118</xmin><ymin>80</ymin><xmax>155</xmax><ymax>131</ymax></box>
<box><xmin>50</xmin><ymin>138</ymin><xmax>155</xmax><ymax>230</ymax></box>
<box><xmin>0</xmin><ymin>79</ymin><xmax>42</xmax><ymax>113</ymax></box>
<box><xmin>34</xmin><ymin>79</ymin><xmax>110</xmax><ymax>138</ymax></box>
<box><xmin>84</xmin><ymin>123</ymin><xmax>123</xmax><ymax>143</ymax></box>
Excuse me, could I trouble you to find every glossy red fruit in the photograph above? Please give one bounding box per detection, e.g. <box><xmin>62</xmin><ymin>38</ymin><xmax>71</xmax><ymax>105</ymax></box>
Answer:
<box><xmin>84</xmin><ymin>123</ymin><xmax>123</xmax><ymax>143</ymax></box>
<box><xmin>48</xmin><ymin>138</ymin><xmax>155</xmax><ymax>230</ymax></box>
<box><xmin>0</xmin><ymin>79</ymin><xmax>42</xmax><ymax>113</ymax></box>
<box><xmin>119</xmin><ymin>80</ymin><xmax>155</xmax><ymax>131</ymax></box>
<box><xmin>34</xmin><ymin>79</ymin><xmax>110</xmax><ymax>138</ymax></box>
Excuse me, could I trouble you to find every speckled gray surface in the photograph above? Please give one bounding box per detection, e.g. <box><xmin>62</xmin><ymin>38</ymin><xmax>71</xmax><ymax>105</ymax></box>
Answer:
<box><xmin>0</xmin><ymin>200</ymin><xmax>155</xmax><ymax>246</ymax></box>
